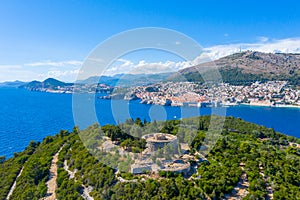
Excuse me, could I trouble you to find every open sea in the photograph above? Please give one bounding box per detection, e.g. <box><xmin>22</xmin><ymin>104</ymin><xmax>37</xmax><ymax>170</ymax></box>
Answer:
<box><xmin>1</xmin><ymin>87</ymin><xmax>300</xmax><ymax>158</ymax></box>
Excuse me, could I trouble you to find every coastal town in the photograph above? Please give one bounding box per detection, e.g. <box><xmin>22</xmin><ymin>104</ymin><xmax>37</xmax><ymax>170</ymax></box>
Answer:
<box><xmin>123</xmin><ymin>81</ymin><xmax>300</xmax><ymax>108</ymax></box>
<box><xmin>19</xmin><ymin>77</ymin><xmax>300</xmax><ymax>108</ymax></box>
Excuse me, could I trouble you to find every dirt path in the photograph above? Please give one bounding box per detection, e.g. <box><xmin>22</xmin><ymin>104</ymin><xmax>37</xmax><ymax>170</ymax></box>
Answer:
<box><xmin>81</xmin><ymin>186</ymin><xmax>94</xmax><ymax>200</ymax></box>
<box><xmin>289</xmin><ymin>142</ymin><xmax>300</xmax><ymax>149</ymax></box>
<box><xmin>224</xmin><ymin>163</ymin><xmax>249</xmax><ymax>200</ymax></box>
<box><xmin>259</xmin><ymin>163</ymin><xmax>273</xmax><ymax>200</ymax></box>
<box><xmin>44</xmin><ymin>146</ymin><xmax>64</xmax><ymax>200</ymax></box>
<box><xmin>63</xmin><ymin>160</ymin><xmax>77</xmax><ymax>179</ymax></box>
<box><xmin>63</xmin><ymin>157</ymin><xmax>94</xmax><ymax>200</ymax></box>
<box><xmin>6</xmin><ymin>166</ymin><xmax>24</xmax><ymax>200</ymax></box>
<box><xmin>115</xmin><ymin>172</ymin><xmax>138</xmax><ymax>183</ymax></box>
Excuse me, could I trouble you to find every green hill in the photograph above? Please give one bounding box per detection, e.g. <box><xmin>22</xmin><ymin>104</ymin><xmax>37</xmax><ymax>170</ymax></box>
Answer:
<box><xmin>1</xmin><ymin>116</ymin><xmax>299</xmax><ymax>199</ymax></box>
<box><xmin>170</xmin><ymin>51</ymin><xmax>300</xmax><ymax>85</ymax></box>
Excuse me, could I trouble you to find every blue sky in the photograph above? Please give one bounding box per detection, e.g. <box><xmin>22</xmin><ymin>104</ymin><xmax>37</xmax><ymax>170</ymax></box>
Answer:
<box><xmin>1</xmin><ymin>0</ymin><xmax>300</xmax><ymax>82</ymax></box>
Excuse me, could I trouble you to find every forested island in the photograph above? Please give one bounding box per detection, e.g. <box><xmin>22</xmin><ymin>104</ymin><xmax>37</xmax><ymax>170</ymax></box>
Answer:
<box><xmin>1</xmin><ymin>116</ymin><xmax>300</xmax><ymax>199</ymax></box>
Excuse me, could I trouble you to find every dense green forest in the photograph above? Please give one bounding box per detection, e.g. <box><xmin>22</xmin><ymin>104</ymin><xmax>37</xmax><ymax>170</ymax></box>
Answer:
<box><xmin>0</xmin><ymin>116</ymin><xmax>299</xmax><ymax>199</ymax></box>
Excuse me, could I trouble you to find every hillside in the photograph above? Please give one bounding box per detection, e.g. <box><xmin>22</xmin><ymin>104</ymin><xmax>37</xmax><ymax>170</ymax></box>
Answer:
<box><xmin>19</xmin><ymin>78</ymin><xmax>73</xmax><ymax>91</ymax></box>
<box><xmin>172</xmin><ymin>51</ymin><xmax>300</xmax><ymax>85</ymax></box>
<box><xmin>0</xmin><ymin>116</ymin><xmax>299</xmax><ymax>199</ymax></box>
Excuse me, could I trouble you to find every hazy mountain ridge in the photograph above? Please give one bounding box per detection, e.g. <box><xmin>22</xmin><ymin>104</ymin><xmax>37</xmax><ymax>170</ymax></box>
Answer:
<box><xmin>0</xmin><ymin>80</ymin><xmax>28</xmax><ymax>88</ymax></box>
<box><xmin>78</xmin><ymin>72</ymin><xmax>174</xmax><ymax>86</ymax></box>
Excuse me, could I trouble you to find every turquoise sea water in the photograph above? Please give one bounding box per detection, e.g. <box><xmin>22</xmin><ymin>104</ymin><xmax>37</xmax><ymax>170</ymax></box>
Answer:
<box><xmin>0</xmin><ymin>88</ymin><xmax>300</xmax><ymax>157</ymax></box>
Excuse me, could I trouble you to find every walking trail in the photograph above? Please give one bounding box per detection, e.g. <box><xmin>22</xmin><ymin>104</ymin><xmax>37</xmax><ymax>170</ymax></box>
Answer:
<box><xmin>6</xmin><ymin>166</ymin><xmax>24</xmax><ymax>200</ymax></box>
<box><xmin>224</xmin><ymin>163</ymin><xmax>249</xmax><ymax>200</ymax></box>
<box><xmin>63</xmin><ymin>154</ymin><xmax>94</xmax><ymax>200</ymax></box>
<box><xmin>43</xmin><ymin>146</ymin><xmax>64</xmax><ymax>200</ymax></box>
<box><xmin>259</xmin><ymin>163</ymin><xmax>273</xmax><ymax>200</ymax></box>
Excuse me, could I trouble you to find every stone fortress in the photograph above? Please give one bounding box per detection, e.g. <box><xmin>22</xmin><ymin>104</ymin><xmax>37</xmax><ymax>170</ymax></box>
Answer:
<box><xmin>142</xmin><ymin>133</ymin><xmax>178</xmax><ymax>152</ymax></box>
<box><xmin>130</xmin><ymin>133</ymin><xmax>191</xmax><ymax>175</ymax></box>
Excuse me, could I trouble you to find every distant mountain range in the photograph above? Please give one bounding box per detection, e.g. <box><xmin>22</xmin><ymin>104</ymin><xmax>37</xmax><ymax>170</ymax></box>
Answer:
<box><xmin>172</xmin><ymin>51</ymin><xmax>300</xmax><ymax>85</ymax></box>
<box><xmin>0</xmin><ymin>80</ymin><xmax>28</xmax><ymax>88</ymax></box>
<box><xmin>3</xmin><ymin>51</ymin><xmax>300</xmax><ymax>90</ymax></box>
<box><xmin>15</xmin><ymin>73</ymin><xmax>175</xmax><ymax>92</ymax></box>
<box><xmin>78</xmin><ymin>72</ymin><xmax>174</xmax><ymax>86</ymax></box>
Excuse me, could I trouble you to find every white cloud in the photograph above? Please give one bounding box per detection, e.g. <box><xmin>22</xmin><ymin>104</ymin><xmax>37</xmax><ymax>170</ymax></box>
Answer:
<box><xmin>258</xmin><ymin>36</ymin><xmax>269</xmax><ymax>42</ymax></box>
<box><xmin>1</xmin><ymin>37</ymin><xmax>300</xmax><ymax>82</ymax></box>
<box><xmin>0</xmin><ymin>60</ymin><xmax>82</xmax><ymax>82</ymax></box>
<box><xmin>0</xmin><ymin>65</ymin><xmax>37</xmax><ymax>82</ymax></box>
<box><xmin>86</xmin><ymin>57</ymin><xmax>104</xmax><ymax>63</ymax></box>
<box><xmin>103</xmin><ymin>37</ymin><xmax>300</xmax><ymax>75</ymax></box>
<box><xmin>25</xmin><ymin>60</ymin><xmax>82</xmax><ymax>67</ymax></box>
<box><xmin>37</xmin><ymin>69</ymin><xmax>80</xmax><ymax>81</ymax></box>
<box><xmin>0</xmin><ymin>65</ymin><xmax>23</xmax><ymax>70</ymax></box>
<box><xmin>202</xmin><ymin>37</ymin><xmax>300</xmax><ymax>60</ymax></box>
<box><xmin>104</xmin><ymin>59</ymin><xmax>193</xmax><ymax>75</ymax></box>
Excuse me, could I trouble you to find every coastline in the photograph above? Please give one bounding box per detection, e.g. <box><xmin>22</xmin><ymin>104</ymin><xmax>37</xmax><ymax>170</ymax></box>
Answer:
<box><xmin>11</xmin><ymin>87</ymin><xmax>300</xmax><ymax>110</ymax></box>
<box><xmin>1</xmin><ymin>87</ymin><xmax>300</xmax><ymax>159</ymax></box>
<box><xmin>36</xmin><ymin>88</ymin><xmax>300</xmax><ymax>109</ymax></box>
<box><xmin>240</xmin><ymin>103</ymin><xmax>300</xmax><ymax>109</ymax></box>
